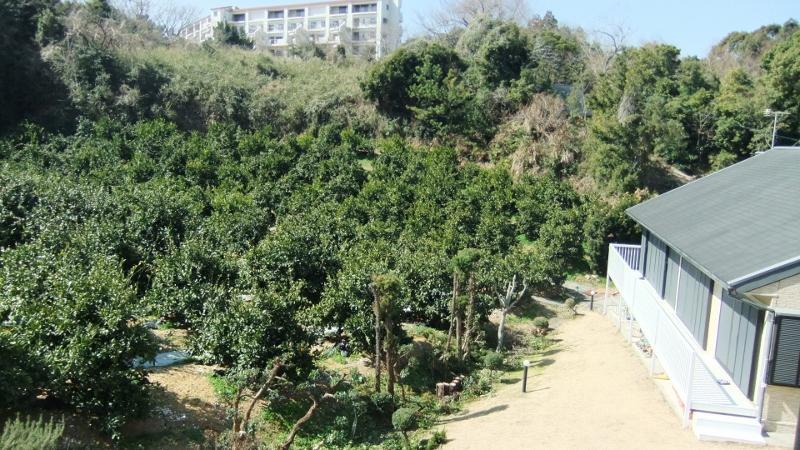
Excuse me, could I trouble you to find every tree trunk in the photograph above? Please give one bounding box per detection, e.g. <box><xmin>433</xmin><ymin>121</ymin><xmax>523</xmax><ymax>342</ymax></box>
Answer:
<box><xmin>232</xmin><ymin>387</ymin><xmax>243</xmax><ymax>434</ymax></box>
<box><xmin>385</xmin><ymin>316</ymin><xmax>396</xmax><ymax>397</ymax></box>
<box><xmin>386</xmin><ymin>340</ymin><xmax>395</xmax><ymax>397</ymax></box>
<box><xmin>446</xmin><ymin>273</ymin><xmax>459</xmax><ymax>351</ymax></box>
<box><xmin>497</xmin><ymin>308</ymin><xmax>507</xmax><ymax>352</ymax></box>
<box><xmin>462</xmin><ymin>273</ymin><xmax>475</xmax><ymax>358</ymax></box>
<box><xmin>455</xmin><ymin>312</ymin><xmax>463</xmax><ymax>361</ymax></box>
<box><xmin>374</xmin><ymin>303</ymin><xmax>382</xmax><ymax>393</ymax></box>
<box><xmin>242</xmin><ymin>359</ymin><xmax>283</xmax><ymax>428</ymax></box>
<box><xmin>278</xmin><ymin>394</ymin><xmax>319</xmax><ymax>450</ymax></box>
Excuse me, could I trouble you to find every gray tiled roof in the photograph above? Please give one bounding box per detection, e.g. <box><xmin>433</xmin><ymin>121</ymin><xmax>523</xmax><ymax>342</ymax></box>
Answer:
<box><xmin>627</xmin><ymin>147</ymin><xmax>800</xmax><ymax>290</ymax></box>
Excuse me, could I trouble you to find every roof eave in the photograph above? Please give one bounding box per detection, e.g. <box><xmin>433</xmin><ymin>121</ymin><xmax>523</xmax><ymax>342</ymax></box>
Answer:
<box><xmin>729</xmin><ymin>256</ymin><xmax>800</xmax><ymax>294</ymax></box>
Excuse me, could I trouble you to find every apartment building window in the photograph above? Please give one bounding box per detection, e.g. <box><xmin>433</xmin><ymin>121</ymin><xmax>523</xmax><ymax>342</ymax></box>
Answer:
<box><xmin>249</xmin><ymin>24</ymin><xmax>262</xmax><ymax>33</ymax></box>
<box><xmin>268</xmin><ymin>36</ymin><xmax>284</xmax><ymax>45</ymax></box>
<box><xmin>288</xmin><ymin>22</ymin><xmax>302</xmax><ymax>31</ymax></box>
<box><xmin>330</xmin><ymin>19</ymin><xmax>341</xmax><ymax>29</ymax></box>
<box><xmin>353</xmin><ymin>3</ymin><xmax>377</xmax><ymax>13</ymax></box>
<box><xmin>353</xmin><ymin>31</ymin><xmax>375</xmax><ymax>41</ymax></box>
<box><xmin>309</xmin><ymin>20</ymin><xmax>326</xmax><ymax>30</ymax></box>
<box><xmin>288</xmin><ymin>8</ymin><xmax>305</xmax><ymax>17</ymax></box>
<box><xmin>232</xmin><ymin>13</ymin><xmax>246</xmax><ymax>22</ymax></box>
<box><xmin>267</xmin><ymin>10</ymin><xmax>284</xmax><ymax>19</ymax></box>
<box><xmin>354</xmin><ymin>16</ymin><xmax>377</xmax><ymax>27</ymax></box>
<box><xmin>383</xmin><ymin>18</ymin><xmax>388</xmax><ymax>23</ymax></box>
<box><xmin>267</xmin><ymin>23</ymin><xmax>284</xmax><ymax>32</ymax></box>
<box><xmin>330</xmin><ymin>5</ymin><xmax>348</xmax><ymax>14</ymax></box>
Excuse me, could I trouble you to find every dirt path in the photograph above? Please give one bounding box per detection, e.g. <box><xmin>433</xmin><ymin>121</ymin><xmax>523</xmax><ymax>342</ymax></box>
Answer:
<box><xmin>442</xmin><ymin>312</ymin><xmax>770</xmax><ymax>450</ymax></box>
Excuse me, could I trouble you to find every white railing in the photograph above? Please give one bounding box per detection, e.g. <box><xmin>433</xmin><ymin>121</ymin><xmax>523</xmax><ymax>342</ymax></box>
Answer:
<box><xmin>607</xmin><ymin>244</ymin><xmax>744</xmax><ymax>424</ymax></box>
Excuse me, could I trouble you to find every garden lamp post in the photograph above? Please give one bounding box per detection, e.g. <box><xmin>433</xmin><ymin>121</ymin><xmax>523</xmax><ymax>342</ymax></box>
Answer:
<box><xmin>522</xmin><ymin>360</ymin><xmax>531</xmax><ymax>393</ymax></box>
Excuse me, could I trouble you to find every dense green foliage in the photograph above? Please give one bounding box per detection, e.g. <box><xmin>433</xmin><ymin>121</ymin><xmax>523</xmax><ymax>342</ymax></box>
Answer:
<box><xmin>0</xmin><ymin>1</ymin><xmax>797</xmax><ymax>446</ymax></box>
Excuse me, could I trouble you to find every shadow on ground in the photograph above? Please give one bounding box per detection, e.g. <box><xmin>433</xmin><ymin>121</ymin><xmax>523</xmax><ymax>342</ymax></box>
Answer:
<box><xmin>438</xmin><ymin>405</ymin><xmax>509</xmax><ymax>424</ymax></box>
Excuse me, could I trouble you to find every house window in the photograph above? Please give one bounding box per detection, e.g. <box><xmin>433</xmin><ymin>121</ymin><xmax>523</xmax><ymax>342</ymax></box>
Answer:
<box><xmin>268</xmin><ymin>10</ymin><xmax>284</xmax><ymax>19</ymax></box>
<box><xmin>770</xmin><ymin>316</ymin><xmax>800</xmax><ymax>387</ymax></box>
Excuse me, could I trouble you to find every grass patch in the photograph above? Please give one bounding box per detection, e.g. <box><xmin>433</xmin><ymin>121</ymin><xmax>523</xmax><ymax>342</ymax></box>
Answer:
<box><xmin>207</xmin><ymin>374</ymin><xmax>237</xmax><ymax>403</ymax></box>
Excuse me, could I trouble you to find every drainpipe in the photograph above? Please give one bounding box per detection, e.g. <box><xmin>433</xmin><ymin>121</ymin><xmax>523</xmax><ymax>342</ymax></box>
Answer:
<box><xmin>756</xmin><ymin>309</ymin><xmax>777</xmax><ymax>425</ymax></box>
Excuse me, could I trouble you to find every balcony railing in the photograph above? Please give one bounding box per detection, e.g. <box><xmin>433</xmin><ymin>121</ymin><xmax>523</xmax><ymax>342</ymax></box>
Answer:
<box><xmin>607</xmin><ymin>244</ymin><xmax>755</xmax><ymax>424</ymax></box>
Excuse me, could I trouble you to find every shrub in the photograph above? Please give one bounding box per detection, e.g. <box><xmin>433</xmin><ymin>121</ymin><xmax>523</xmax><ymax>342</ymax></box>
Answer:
<box><xmin>0</xmin><ymin>333</ymin><xmax>39</xmax><ymax>407</ymax></box>
<box><xmin>532</xmin><ymin>317</ymin><xmax>549</xmax><ymax>329</ymax></box>
<box><xmin>391</xmin><ymin>407</ymin><xmax>418</xmax><ymax>433</ymax></box>
<box><xmin>483</xmin><ymin>351</ymin><xmax>505</xmax><ymax>373</ymax></box>
<box><xmin>0</xmin><ymin>245</ymin><xmax>156</xmax><ymax>434</ymax></box>
<box><xmin>564</xmin><ymin>298</ymin><xmax>577</xmax><ymax>314</ymax></box>
<box><xmin>0</xmin><ymin>416</ymin><xmax>64</xmax><ymax>450</ymax></box>
<box><xmin>370</xmin><ymin>392</ymin><xmax>395</xmax><ymax>416</ymax></box>
<box><xmin>424</xmin><ymin>430</ymin><xmax>447</xmax><ymax>449</ymax></box>
<box><xmin>462</xmin><ymin>373</ymin><xmax>492</xmax><ymax>397</ymax></box>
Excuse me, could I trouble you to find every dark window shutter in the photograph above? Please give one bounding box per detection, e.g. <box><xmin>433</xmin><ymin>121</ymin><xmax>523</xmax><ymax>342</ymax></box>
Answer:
<box><xmin>770</xmin><ymin>316</ymin><xmax>800</xmax><ymax>387</ymax></box>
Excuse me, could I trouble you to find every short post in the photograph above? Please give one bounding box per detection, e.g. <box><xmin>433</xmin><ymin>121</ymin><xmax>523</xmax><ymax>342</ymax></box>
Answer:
<box><xmin>589</xmin><ymin>290</ymin><xmax>596</xmax><ymax>311</ymax></box>
<box><xmin>522</xmin><ymin>360</ymin><xmax>530</xmax><ymax>393</ymax></box>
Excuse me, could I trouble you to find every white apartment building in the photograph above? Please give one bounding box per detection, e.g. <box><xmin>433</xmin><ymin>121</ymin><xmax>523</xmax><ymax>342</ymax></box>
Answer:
<box><xmin>180</xmin><ymin>0</ymin><xmax>402</xmax><ymax>58</ymax></box>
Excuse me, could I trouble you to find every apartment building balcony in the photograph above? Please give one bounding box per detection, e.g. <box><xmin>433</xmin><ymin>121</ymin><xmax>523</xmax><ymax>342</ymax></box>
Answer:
<box><xmin>606</xmin><ymin>243</ymin><xmax>765</xmax><ymax>444</ymax></box>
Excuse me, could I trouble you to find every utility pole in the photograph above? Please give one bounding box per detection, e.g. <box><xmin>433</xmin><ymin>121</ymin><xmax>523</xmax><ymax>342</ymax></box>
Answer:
<box><xmin>764</xmin><ymin>109</ymin><xmax>789</xmax><ymax>148</ymax></box>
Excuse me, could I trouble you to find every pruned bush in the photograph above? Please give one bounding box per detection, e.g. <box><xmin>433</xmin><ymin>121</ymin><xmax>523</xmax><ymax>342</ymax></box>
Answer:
<box><xmin>532</xmin><ymin>317</ymin><xmax>549</xmax><ymax>330</ymax></box>
<box><xmin>370</xmin><ymin>392</ymin><xmax>395</xmax><ymax>416</ymax></box>
<box><xmin>0</xmin><ymin>416</ymin><xmax>64</xmax><ymax>450</ymax></box>
<box><xmin>564</xmin><ymin>298</ymin><xmax>577</xmax><ymax>314</ymax></box>
<box><xmin>483</xmin><ymin>351</ymin><xmax>505</xmax><ymax>373</ymax></box>
<box><xmin>392</xmin><ymin>407</ymin><xmax>418</xmax><ymax>434</ymax></box>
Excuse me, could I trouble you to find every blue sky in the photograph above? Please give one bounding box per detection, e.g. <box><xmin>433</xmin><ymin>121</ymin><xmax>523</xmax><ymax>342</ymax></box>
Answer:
<box><xmin>182</xmin><ymin>0</ymin><xmax>798</xmax><ymax>57</ymax></box>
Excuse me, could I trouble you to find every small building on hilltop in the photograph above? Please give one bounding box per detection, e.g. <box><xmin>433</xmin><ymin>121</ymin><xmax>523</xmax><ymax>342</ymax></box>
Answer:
<box><xmin>180</xmin><ymin>0</ymin><xmax>403</xmax><ymax>58</ymax></box>
<box><xmin>606</xmin><ymin>146</ymin><xmax>800</xmax><ymax>445</ymax></box>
